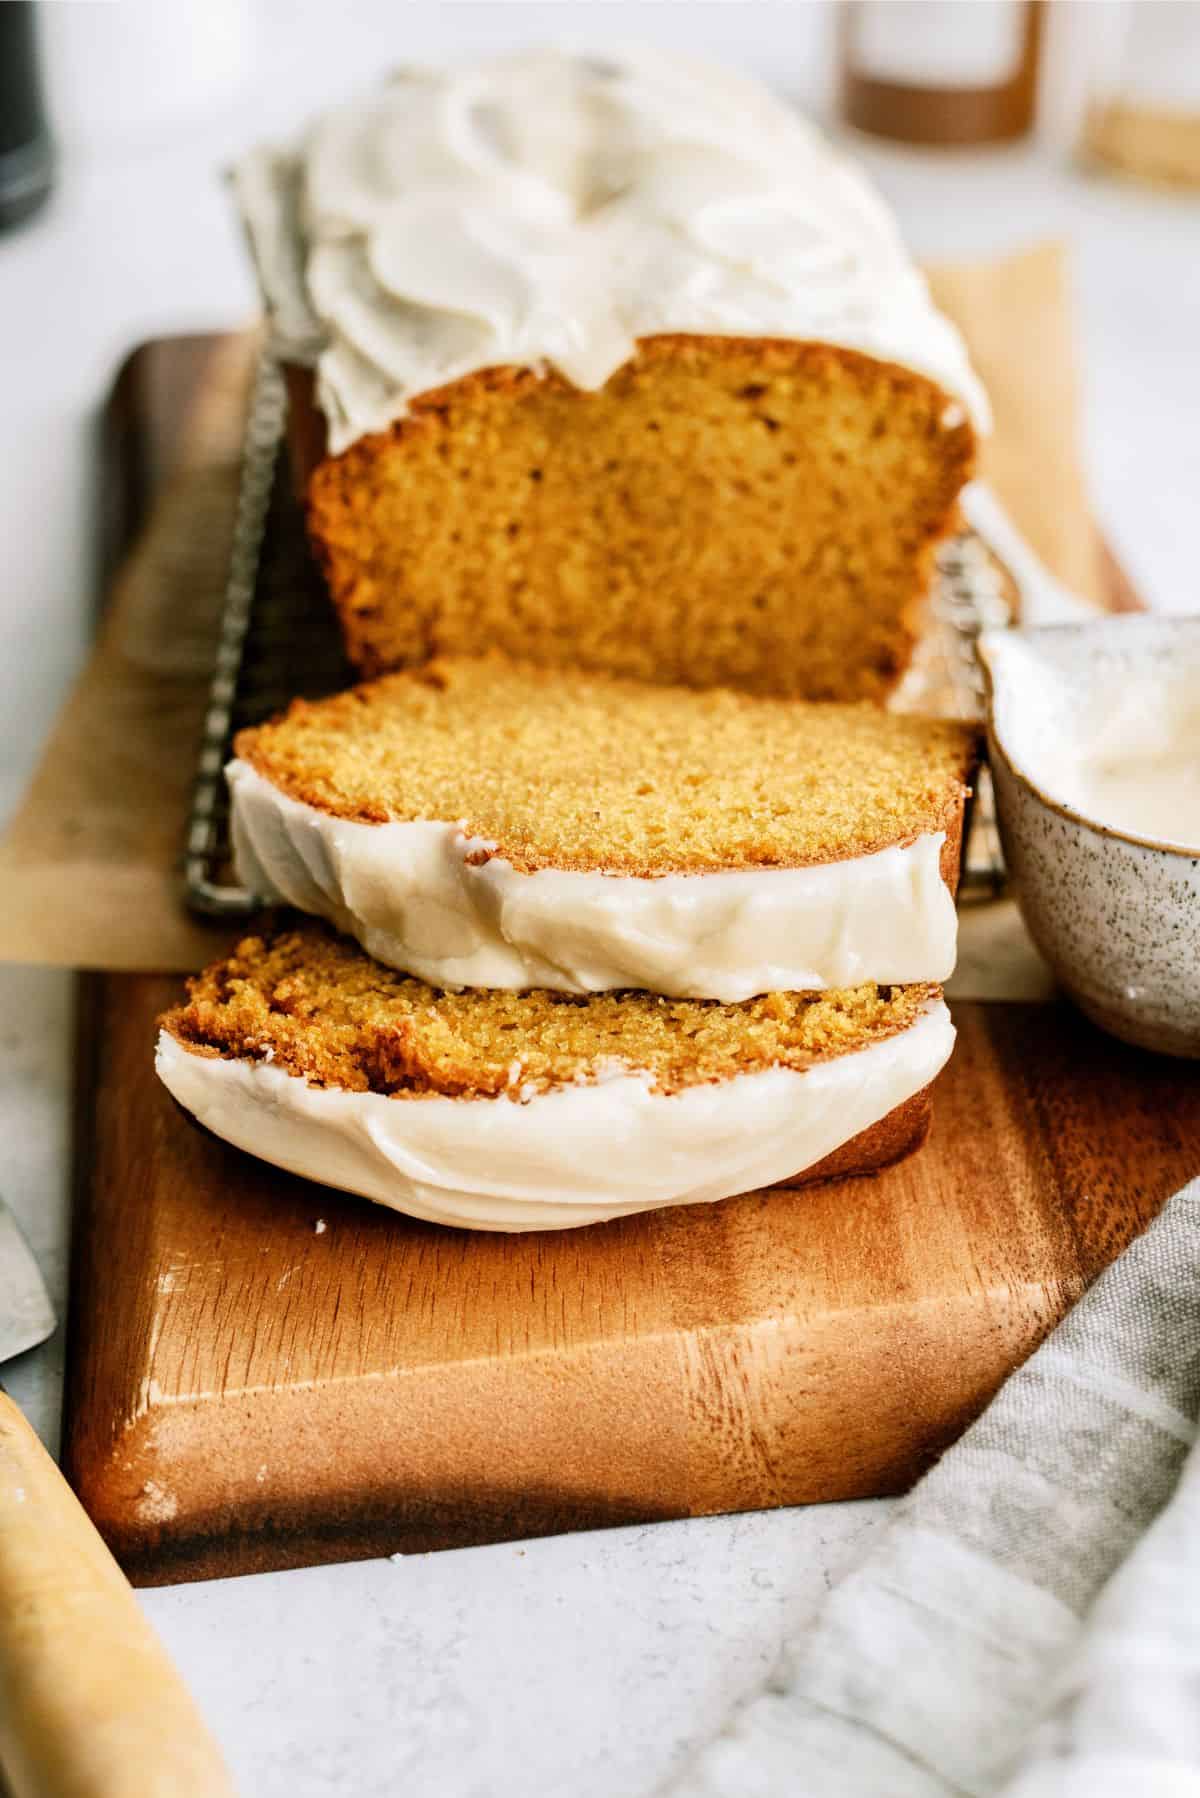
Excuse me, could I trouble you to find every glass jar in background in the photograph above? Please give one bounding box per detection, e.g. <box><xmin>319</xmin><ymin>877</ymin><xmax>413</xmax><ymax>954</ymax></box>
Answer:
<box><xmin>839</xmin><ymin>1</ymin><xmax>1044</xmax><ymax>146</ymax></box>
<box><xmin>1070</xmin><ymin>1</ymin><xmax>1200</xmax><ymax>187</ymax></box>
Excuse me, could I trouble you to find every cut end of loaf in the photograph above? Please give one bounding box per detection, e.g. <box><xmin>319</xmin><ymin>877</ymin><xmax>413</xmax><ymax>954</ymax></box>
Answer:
<box><xmin>297</xmin><ymin>335</ymin><xmax>976</xmax><ymax>704</ymax></box>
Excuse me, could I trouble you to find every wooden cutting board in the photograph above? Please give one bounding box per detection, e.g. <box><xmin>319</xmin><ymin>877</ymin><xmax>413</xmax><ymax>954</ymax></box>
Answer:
<box><xmin>62</xmin><ymin>338</ymin><xmax>1200</xmax><ymax>1587</ymax></box>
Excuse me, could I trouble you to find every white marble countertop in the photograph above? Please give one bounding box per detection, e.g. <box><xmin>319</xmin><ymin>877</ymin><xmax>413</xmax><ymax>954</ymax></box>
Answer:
<box><xmin>1</xmin><ymin>4</ymin><xmax>1197</xmax><ymax>1792</ymax></box>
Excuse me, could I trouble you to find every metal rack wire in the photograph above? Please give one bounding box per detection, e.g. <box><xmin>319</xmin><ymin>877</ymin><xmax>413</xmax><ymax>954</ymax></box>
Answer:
<box><xmin>184</xmin><ymin>357</ymin><xmax>349</xmax><ymax>915</ymax></box>
<box><xmin>928</xmin><ymin>532</ymin><xmax>1012</xmax><ymax>896</ymax></box>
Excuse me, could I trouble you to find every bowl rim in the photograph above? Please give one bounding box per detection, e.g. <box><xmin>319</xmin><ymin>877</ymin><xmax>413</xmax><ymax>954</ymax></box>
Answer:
<box><xmin>978</xmin><ymin>620</ymin><xmax>1200</xmax><ymax>861</ymax></box>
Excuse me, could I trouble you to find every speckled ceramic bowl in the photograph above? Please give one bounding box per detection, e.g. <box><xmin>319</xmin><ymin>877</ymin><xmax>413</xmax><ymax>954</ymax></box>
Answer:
<box><xmin>979</xmin><ymin>616</ymin><xmax>1200</xmax><ymax>1058</ymax></box>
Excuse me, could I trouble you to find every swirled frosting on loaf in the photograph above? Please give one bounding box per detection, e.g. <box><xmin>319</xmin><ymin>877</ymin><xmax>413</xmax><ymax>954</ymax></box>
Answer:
<box><xmin>234</xmin><ymin>47</ymin><xmax>988</xmax><ymax>455</ymax></box>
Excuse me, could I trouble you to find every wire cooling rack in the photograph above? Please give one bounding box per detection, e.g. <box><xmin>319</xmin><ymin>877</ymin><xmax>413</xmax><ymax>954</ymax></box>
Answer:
<box><xmin>184</xmin><ymin>354</ymin><xmax>1011</xmax><ymax>917</ymax></box>
<box><xmin>904</xmin><ymin>530</ymin><xmax>1013</xmax><ymax>898</ymax></box>
<box><xmin>184</xmin><ymin>357</ymin><xmax>351</xmax><ymax>915</ymax></box>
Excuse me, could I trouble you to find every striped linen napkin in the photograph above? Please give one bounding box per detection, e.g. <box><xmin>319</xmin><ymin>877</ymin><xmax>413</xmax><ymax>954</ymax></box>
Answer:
<box><xmin>666</xmin><ymin>1178</ymin><xmax>1200</xmax><ymax>1798</ymax></box>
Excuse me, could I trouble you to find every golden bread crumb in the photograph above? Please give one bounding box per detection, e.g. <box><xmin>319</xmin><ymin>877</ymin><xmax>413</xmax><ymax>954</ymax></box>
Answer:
<box><xmin>237</xmin><ymin>655</ymin><xmax>977</xmax><ymax>876</ymax></box>
<box><xmin>300</xmin><ymin>336</ymin><xmax>975</xmax><ymax>703</ymax></box>
<box><xmin>162</xmin><ymin>917</ymin><xmax>942</xmax><ymax>1101</ymax></box>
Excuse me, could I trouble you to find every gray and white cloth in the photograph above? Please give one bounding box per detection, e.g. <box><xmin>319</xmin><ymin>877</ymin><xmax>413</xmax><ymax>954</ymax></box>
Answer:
<box><xmin>667</xmin><ymin>1178</ymin><xmax>1200</xmax><ymax>1798</ymax></box>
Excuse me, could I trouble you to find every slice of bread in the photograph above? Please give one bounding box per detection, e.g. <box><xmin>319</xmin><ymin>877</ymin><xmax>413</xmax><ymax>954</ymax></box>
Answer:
<box><xmin>229</xmin><ymin>657</ymin><xmax>977</xmax><ymax>999</ymax></box>
<box><xmin>235</xmin><ymin>656</ymin><xmax>975</xmax><ymax>876</ymax></box>
<box><xmin>156</xmin><ymin>918</ymin><xmax>955</xmax><ymax>1231</ymax></box>
<box><xmin>163</xmin><ymin>917</ymin><xmax>944</xmax><ymax>1098</ymax></box>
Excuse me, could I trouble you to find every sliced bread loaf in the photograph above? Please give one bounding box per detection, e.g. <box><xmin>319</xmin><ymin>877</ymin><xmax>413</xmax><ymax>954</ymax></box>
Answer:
<box><xmin>230</xmin><ymin>657</ymin><xmax>977</xmax><ymax>1000</ymax></box>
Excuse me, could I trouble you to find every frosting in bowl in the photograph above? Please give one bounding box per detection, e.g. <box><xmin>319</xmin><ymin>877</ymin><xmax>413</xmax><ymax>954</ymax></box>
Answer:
<box><xmin>982</xmin><ymin>620</ymin><xmax>1200</xmax><ymax>852</ymax></box>
<box><xmin>233</xmin><ymin>46</ymin><xmax>988</xmax><ymax>453</ymax></box>
<box><xmin>980</xmin><ymin>617</ymin><xmax>1200</xmax><ymax>1057</ymax></box>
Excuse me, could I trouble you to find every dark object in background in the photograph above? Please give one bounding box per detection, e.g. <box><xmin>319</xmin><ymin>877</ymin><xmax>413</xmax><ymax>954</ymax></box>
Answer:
<box><xmin>840</xmin><ymin>0</ymin><xmax>1044</xmax><ymax>146</ymax></box>
<box><xmin>0</xmin><ymin>1</ymin><xmax>53</xmax><ymax>230</ymax></box>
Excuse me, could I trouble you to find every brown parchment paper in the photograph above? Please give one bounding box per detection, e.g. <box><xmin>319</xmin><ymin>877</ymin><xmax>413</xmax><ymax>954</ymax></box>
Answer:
<box><xmin>0</xmin><ymin>244</ymin><xmax>1104</xmax><ymax>976</ymax></box>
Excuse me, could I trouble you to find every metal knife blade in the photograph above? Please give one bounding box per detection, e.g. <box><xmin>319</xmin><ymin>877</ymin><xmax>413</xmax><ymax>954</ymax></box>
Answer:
<box><xmin>0</xmin><ymin>1194</ymin><xmax>55</xmax><ymax>1366</ymax></box>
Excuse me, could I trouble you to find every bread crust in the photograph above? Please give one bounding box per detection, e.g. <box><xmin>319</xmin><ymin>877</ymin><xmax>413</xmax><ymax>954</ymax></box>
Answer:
<box><xmin>773</xmin><ymin>1084</ymin><xmax>933</xmax><ymax>1188</ymax></box>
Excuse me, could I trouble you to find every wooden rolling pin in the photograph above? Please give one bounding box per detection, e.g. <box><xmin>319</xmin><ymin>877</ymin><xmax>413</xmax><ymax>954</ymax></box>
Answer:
<box><xmin>0</xmin><ymin>1391</ymin><xmax>235</xmax><ymax>1798</ymax></box>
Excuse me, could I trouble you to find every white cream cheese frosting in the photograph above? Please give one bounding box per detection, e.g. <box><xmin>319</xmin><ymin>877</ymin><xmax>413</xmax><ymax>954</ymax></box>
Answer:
<box><xmin>233</xmin><ymin>46</ymin><xmax>989</xmax><ymax>454</ymax></box>
<box><xmin>228</xmin><ymin>759</ymin><xmax>959</xmax><ymax>1001</ymax></box>
<box><xmin>982</xmin><ymin>622</ymin><xmax>1200</xmax><ymax>850</ymax></box>
<box><xmin>155</xmin><ymin>999</ymin><xmax>953</xmax><ymax>1232</ymax></box>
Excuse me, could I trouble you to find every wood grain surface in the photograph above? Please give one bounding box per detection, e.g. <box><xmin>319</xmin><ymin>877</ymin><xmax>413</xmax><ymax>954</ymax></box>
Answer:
<box><xmin>63</xmin><ymin>335</ymin><xmax>1198</xmax><ymax>1587</ymax></box>
<box><xmin>66</xmin><ymin>976</ymin><xmax>1200</xmax><ymax>1584</ymax></box>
